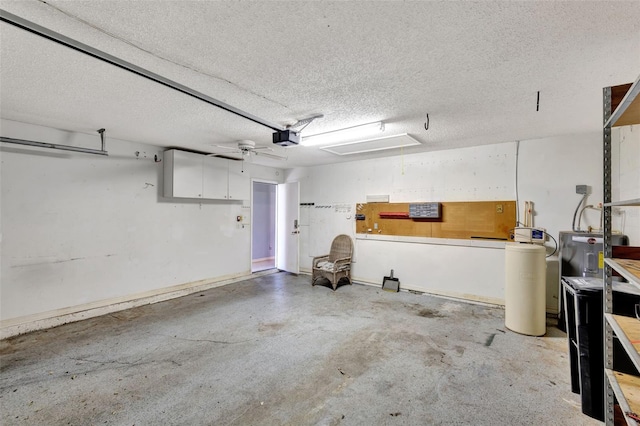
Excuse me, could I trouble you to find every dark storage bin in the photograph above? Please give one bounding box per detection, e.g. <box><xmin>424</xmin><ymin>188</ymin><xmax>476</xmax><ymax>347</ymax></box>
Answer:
<box><xmin>562</xmin><ymin>277</ymin><xmax>640</xmax><ymax>421</ymax></box>
<box><xmin>562</xmin><ymin>277</ymin><xmax>602</xmax><ymax>419</ymax></box>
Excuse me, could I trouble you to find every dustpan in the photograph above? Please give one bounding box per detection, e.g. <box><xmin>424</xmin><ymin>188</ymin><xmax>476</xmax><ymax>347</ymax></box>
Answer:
<box><xmin>382</xmin><ymin>269</ymin><xmax>400</xmax><ymax>292</ymax></box>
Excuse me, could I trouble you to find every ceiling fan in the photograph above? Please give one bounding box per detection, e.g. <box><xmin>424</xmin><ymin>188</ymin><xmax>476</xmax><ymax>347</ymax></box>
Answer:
<box><xmin>210</xmin><ymin>140</ymin><xmax>287</xmax><ymax>161</ymax></box>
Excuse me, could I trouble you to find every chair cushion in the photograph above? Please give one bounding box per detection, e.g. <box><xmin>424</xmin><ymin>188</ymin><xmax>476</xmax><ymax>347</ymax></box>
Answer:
<box><xmin>316</xmin><ymin>261</ymin><xmax>350</xmax><ymax>272</ymax></box>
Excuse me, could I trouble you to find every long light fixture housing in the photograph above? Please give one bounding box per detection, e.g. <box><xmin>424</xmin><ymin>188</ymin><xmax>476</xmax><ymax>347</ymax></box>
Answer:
<box><xmin>320</xmin><ymin>133</ymin><xmax>421</xmax><ymax>156</ymax></box>
<box><xmin>301</xmin><ymin>121</ymin><xmax>384</xmax><ymax>146</ymax></box>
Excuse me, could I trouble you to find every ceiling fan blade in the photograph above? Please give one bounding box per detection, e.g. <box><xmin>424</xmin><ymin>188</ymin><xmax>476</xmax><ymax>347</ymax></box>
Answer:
<box><xmin>207</xmin><ymin>152</ymin><xmax>244</xmax><ymax>161</ymax></box>
<box><xmin>214</xmin><ymin>144</ymin><xmax>241</xmax><ymax>152</ymax></box>
<box><xmin>251</xmin><ymin>146</ymin><xmax>274</xmax><ymax>152</ymax></box>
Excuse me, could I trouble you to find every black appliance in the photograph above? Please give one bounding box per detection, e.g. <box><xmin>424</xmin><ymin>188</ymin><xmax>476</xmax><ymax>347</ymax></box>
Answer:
<box><xmin>562</xmin><ymin>276</ymin><xmax>640</xmax><ymax>421</ymax></box>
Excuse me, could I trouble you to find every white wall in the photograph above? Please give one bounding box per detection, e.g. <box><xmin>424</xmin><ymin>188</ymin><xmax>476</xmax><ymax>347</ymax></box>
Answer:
<box><xmin>287</xmin><ymin>132</ymin><xmax>605</xmax><ymax>307</ymax></box>
<box><xmin>2</xmin><ymin>118</ymin><xmax>633</xmax><ymax>332</ymax></box>
<box><xmin>612</xmin><ymin>125</ymin><xmax>640</xmax><ymax>245</ymax></box>
<box><xmin>0</xmin><ymin>119</ymin><xmax>283</xmax><ymax>327</ymax></box>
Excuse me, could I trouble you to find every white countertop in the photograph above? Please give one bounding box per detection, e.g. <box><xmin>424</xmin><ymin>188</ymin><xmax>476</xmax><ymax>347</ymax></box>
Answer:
<box><xmin>355</xmin><ymin>233</ymin><xmax>507</xmax><ymax>249</ymax></box>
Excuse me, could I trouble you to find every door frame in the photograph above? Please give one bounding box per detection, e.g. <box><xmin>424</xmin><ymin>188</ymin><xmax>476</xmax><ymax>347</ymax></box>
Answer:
<box><xmin>250</xmin><ymin>178</ymin><xmax>278</xmax><ymax>273</ymax></box>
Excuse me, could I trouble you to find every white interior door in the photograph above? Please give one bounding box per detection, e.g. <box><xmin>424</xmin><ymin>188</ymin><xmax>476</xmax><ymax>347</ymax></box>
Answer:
<box><xmin>276</xmin><ymin>181</ymin><xmax>299</xmax><ymax>274</ymax></box>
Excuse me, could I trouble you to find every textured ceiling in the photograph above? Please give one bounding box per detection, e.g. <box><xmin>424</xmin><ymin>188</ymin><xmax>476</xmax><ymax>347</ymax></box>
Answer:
<box><xmin>1</xmin><ymin>0</ymin><xmax>639</xmax><ymax>168</ymax></box>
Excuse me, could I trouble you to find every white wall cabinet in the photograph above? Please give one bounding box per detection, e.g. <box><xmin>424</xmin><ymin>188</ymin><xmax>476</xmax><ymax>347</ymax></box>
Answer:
<box><xmin>164</xmin><ymin>149</ymin><xmax>249</xmax><ymax>200</ymax></box>
<box><xmin>203</xmin><ymin>156</ymin><xmax>229</xmax><ymax>199</ymax></box>
<box><xmin>164</xmin><ymin>149</ymin><xmax>204</xmax><ymax>198</ymax></box>
<box><xmin>228</xmin><ymin>159</ymin><xmax>250</xmax><ymax>200</ymax></box>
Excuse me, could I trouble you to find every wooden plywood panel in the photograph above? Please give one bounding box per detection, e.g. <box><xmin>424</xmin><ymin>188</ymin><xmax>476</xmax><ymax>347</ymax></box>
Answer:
<box><xmin>439</xmin><ymin>204</ymin><xmax>467</xmax><ymax>231</ymax></box>
<box><xmin>612</xmin><ymin>246</ymin><xmax>640</xmax><ymax>260</ymax></box>
<box><xmin>611</xmin><ymin>82</ymin><xmax>640</xmax><ymax>127</ymax></box>
<box><xmin>612</xmin><ymin>83</ymin><xmax>633</xmax><ymax>114</ymax></box>
<box><xmin>614</xmin><ymin>259</ymin><xmax>640</xmax><ymax>281</ymax></box>
<box><xmin>356</xmin><ymin>201</ymin><xmax>516</xmax><ymax>240</ymax></box>
<box><xmin>612</xmin><ymin>315</ymin><xmax>640</xmax><ymax>356</ymax></box>
<box><xmin>356</xmin><ymin>202</ymin><xmax>433</xmax><ymax>237</ymax></box>
<box><xmin>613</xmin><ymin>371</ymin><xmax>640</xmax><ymax>418</ymax></box>
<box><xmin>614</xmin><ymin>99</ymin><xmax>640</xmax><ymax>127</ymax></box>
<box><xmin>466</xmin><ymin>206</ymin><xmax>496</xmax><ymax>233</ymax></box>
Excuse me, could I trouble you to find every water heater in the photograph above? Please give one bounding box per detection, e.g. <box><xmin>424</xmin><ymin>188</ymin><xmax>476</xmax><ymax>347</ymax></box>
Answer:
<box><xmin>559</xmin><ymin>232</ymin><xmax>628</xmax><ymax>278</ymax></box>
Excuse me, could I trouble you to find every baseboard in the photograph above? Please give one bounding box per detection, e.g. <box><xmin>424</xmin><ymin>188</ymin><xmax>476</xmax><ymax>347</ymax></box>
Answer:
<box><xmin>299</xmin><ymin>268</ymin><xmax>504</xmax><ymax>306</ymax></box>
<box><xmin>353</xmin><ymin>278</ymin><xmax>505</xmax><ymax>307</ymax></box>
<box><xmin>252</xmin><ymin>257</ymin><xmax>275</xmax><ymax>263</ymax></box>
<box><xmin>0</xmin><ymin>269</ymin><xmax>277</xmax><ymax>340</ymax></box>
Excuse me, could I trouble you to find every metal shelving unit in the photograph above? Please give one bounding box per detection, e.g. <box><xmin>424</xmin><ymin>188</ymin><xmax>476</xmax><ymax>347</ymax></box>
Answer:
<box><xmin>603</xmin><ymin>74</ymin><xmax>640</xmax><ymax>426</ymax></box>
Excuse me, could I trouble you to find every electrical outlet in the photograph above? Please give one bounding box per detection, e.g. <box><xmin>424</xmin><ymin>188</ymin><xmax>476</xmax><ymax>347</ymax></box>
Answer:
<box><xmin>576</xmin><ymin>185</ymin><xmax>588</xmax><ymax>195</ymax></box>
<box><xmin>496</xmin><ymin>204</ymin><xmax>503</xmax><ymax>213</ymax></box>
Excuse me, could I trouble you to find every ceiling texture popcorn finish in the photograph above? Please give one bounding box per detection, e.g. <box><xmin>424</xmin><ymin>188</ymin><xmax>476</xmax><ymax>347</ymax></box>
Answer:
<box><xmin>1</xmin><ymin>0</ymin><xmax>639</xmax><ymax>167</ymax></box>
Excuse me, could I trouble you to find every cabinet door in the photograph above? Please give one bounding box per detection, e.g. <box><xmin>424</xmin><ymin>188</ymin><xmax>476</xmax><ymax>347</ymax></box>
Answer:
<box><xmin>169</xmin><ymin>150</ymin><xmax>203</xmax><ymax>198</ymax></box>
<box><xmin>203</xmin><ymin>156</ymin><xmax>229</xmax><ymax>199</ymax></box>
<box><xmin>228</xmin><ymin>160</ymin><xmax>250</xmax><ymax>200</ymax></box>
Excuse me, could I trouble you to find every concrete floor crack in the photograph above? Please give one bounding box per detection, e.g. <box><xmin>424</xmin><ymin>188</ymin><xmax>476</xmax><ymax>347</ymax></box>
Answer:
<box><xmin>164</xmin><ymin>334</ymin><xmax>253</xmax><ymax>344</ymax></box>
<box><xmin>69</xmin><ymin>356</ymin><xmax>144</xmax><ymax>366</ymax></box>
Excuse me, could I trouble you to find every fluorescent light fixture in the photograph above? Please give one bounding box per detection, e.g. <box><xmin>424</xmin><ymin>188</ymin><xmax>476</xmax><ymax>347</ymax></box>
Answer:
<box><xmin>301</xmin><ymin>121</ymin><xmax>384</xmax><ymax>146</ymax></box>
<box><xmin>320</xmin><ymin>133</ymin><xmax>421</xmax><ymax>156</ymax></box>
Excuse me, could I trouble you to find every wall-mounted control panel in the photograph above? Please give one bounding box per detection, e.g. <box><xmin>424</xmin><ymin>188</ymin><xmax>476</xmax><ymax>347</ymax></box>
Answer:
<box><xmin>513</xmin><ymin>227</ymin><xmax>546</xmax><ymax>244</ymax></box>
<box><xmin>408</xmin><ymin>202</ymin><xmax>441</xmax><ymax>219</ymax></box>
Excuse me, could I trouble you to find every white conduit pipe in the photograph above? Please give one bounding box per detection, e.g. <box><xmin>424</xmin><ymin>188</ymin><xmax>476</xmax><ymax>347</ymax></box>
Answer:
<box><xmin>0</xmin><ymin>136</ymin><xmax>108</xmax><ymax>156</ymax></box>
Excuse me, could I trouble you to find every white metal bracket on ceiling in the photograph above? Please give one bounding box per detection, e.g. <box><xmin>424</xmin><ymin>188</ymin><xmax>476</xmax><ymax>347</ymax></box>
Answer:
<box><xmin>0</xmin><ymin>128</ymin><xmax>109</xmax><ymax>156</ymax></box>
<box><xmin>0</xmin><ymin>9</ymin><xmax>285</xmax><ymax>132</ymax></box>
<box><xmin>287</xmin><ymin>114</ymin><xmax>324</xmax><ymax>132</ymax></box>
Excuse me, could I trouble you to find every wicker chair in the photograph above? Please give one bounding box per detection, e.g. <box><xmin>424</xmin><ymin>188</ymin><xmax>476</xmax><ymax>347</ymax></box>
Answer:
<box><xmin>312</xmin><ymin>234</ymin><xmax>353</xmax><ymax>290</ymax></box>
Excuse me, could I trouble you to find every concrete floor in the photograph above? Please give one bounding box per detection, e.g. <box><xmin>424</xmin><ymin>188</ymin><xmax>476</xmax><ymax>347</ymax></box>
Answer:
<box><xmin>1</xmin><ymin>272</ymin><xmax>598</xmax><ymax>425</ymax></box>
